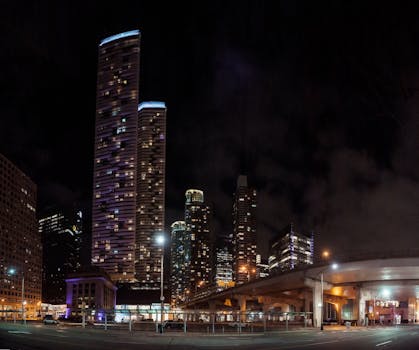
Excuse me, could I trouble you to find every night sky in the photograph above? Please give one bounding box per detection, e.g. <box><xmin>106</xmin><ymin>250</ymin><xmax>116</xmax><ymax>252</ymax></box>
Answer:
<box><xmin>1</xmin><ymin>1</ymin><xmax>418</xmax><ymax>261</ymax></box>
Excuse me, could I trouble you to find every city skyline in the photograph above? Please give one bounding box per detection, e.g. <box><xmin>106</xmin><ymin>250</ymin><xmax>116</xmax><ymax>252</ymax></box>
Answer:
<box><xmin>1</xmin><ymin>1</ymin><xmax>419</xmax><ymax>261</ymax></box>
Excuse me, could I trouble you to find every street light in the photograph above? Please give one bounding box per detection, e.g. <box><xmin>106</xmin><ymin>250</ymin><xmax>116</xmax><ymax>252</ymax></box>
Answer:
<box><xmin>156</xmin><ymin>234</ymin><xmax>165</xmax><ymax>333</ymax></box>
<box><xmin>8</xmin><ymin>268</ymin><xmax>25</xmax><ymax>325</ymax></box>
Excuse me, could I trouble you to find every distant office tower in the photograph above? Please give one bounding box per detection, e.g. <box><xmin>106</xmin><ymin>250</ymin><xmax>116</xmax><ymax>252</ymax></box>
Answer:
<box><xmin>268</xmin><ymin>224</ymin><xmax>314</xmax><ymax>272</ymax></box>
<box><xmin>232</xmin><ymin>175</ymin><xmax>257</xmax><ymax>284</ymax></box>
<box><xmin>184</xmin><ymin>189</ymin><xmax>213</xmax><ymax>295</ymax></box>
<box><xmin>135</xmin><ymin>102</ymin><xmax>166</xmax><ymax>289</ymax></box>
<box><xmin>39</xmin><ymin>208</ymin><xmax>83</xmax><ymax>304</ymax></box>
<box><xmin>0</xmin><ymin>153</ymin><xmax>41</xmax><ymax>317</ymax></box>
<box><xmin>91</xmin><ymin>29</ymin><xmax>141</xmax><ymax>282</ymax></box>
<box><xmin>170</xmin><ymin>221</ymin><xmax>190</xmax><ymax>305</ymax></box>
<box><xmin>256</xmin><ymin>254</ymin><xmax>270</xmax><ymax>279</ymax></box>
<box><xmin>215</xmin><ymin>246</ymin><xmax>233</xmax><ymax>292</ymax></box>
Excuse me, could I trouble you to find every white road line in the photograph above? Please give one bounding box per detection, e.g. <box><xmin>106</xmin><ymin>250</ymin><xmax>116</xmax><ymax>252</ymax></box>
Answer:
<box><xmin>7</xmin><ymin>330</ymin><xmax>32</xmax><ymax>334</ymax></box>
<box><xmin>376</xmin><ymin>340</ymin><xmax>392</xmax><ymax>347</ymax></box>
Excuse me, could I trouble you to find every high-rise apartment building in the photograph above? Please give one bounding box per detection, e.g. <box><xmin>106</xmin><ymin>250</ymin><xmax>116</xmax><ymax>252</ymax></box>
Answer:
<box><xmin>169</xmin><ymin>221</ymin><xmax>189</xmax><ymax>305</ymax></box>
<box><xmin>135</xmin><ymin>102</ymin><xmax>166</xmax><ymax>289</ymax></box>
<box><xmin>184</xmin><ymin>189</ymin><xmax>213</xmax><ymax>295</ymax></box>
<box><xmin>39</xmin><ymin>208</ymin><xmax>83</xmax><ymax>304</ymax></box>
<box><xmin>91</xmin><ymin>30</ymin><xmax>167</xmax><ymax>289</ymax></box>
<box><xmin>268</xmin><ymin>224</ymin><xmax>314</xmax><ymax>272</ymax></box>
<box><xmin>0</xmin><ymin>153</ymin><xmax>42</xmax><ymax>318</ymax></box>
<box><xmin>91</xmin><ymin>30</ymin><xmax>141</xmax><ymax>283</ymax></box>
<box><xmin>232</xmin><ymin>175</ymin><xmax>257</xmax><ymax>285</ymax></box>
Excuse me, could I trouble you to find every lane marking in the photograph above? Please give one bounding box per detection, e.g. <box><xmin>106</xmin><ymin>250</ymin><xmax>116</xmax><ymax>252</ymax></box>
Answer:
<box><xmin>376</xmin><ymin>340</ymin><xmax>392</xmax><ymax>347</ymax></box>
<box><xmin>7</xmin><ymin>330</ymin><xmax>32</xmax><ymax>334</ymax></box>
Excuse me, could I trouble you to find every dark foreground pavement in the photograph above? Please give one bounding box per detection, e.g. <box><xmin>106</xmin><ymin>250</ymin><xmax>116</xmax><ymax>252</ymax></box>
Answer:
<box><xmin>1</xmin><ymin>322</ymin><xmax>419</xmax><ymax>349</ymax></box>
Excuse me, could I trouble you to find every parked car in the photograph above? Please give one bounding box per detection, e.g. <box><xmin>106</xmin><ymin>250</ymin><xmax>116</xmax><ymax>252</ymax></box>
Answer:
<box><xmin>163</xmin><ymin>320</ymin><xmax>184</xmax><ymax>329</ymax></box>
<box><xmin>43</xmin><ymin>315</ymin><xmax>59</xmax><ymax>325</ymax></box>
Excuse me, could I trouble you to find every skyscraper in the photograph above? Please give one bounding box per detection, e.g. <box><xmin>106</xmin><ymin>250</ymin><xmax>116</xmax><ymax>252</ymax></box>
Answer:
<box><xmin>184</xmin><ymin>189</ymin><xmax>213</xmax><ymax>295</ymax></box>
<box><xmin>232</xmin><ymin>175</ymin><xmax>257</xmax><ymax>285</ymax></box>
<box><xmin>135</xmin><ymin>102</ymin><xmax>166</xmax><ymax>289</ymax></box>
<box><xmin>0</xmin><ymin>153</ymin><xmax>41</xmax><ymax>318</ymax></box>
<box><xmin>39</xmin><ymin>208</ymin><xmax>83</xmax><ymax>304</ymax></box>
<box><xmin>91</xmin><ymin>30</ymin><xmax>167</xmax><ymax>289</ymax></box>
<box><xmin>91</xmin><ymin>30</ymin><xmax>141</xmax><ymax>282</ymax></box>
<box><xmin>169</xmin><ymin>221</ymin><xmax>189</xmax><ymax>305</ymax></box>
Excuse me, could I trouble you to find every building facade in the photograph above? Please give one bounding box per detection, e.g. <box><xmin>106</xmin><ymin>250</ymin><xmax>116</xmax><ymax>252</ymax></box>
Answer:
<box><xmin>0</xmin><ymin>153</ymin><xmax>42</xmax><ymax>319</ymax></box>
<box><xmin>39</xmin><ymin>208</ymin><xmax>83</xmax><ymax>304</ymax></box>
<box><xmin>184</xmin><ymin>189</ymin><xmax>213</xmax><ymax>296</ymax></box>
<box><xmin>135</xmin><ymin>102</ymin><xmax>166</xmax><ymax>289</ymax></box>
<box><xmin>215</xmin><ymin>246</ymin><xmax>234</xmax><ymax>292</ymax></box>
<box><xmin>232</xmin><ymin>175</ymin><xmax>257</xmax><ymax>285</ymax></box>
<box><xmin>65</xmin><ymin>266</ymin><xmax>117</xmax><ymax>321</ymax></box>
<box><xmin>268</xmin><ymin>224</ymin><xmax>314</xmax><ymax>272</ymax></box>
<box><xmin>91</xmin><ymin>30</ymin><xmax>141</xmax><ymax>283</ymax></box>
<box><xmin>169</xmin><ymin>221</ymin><xmax>189</xmax><ymax>305</ymax></box>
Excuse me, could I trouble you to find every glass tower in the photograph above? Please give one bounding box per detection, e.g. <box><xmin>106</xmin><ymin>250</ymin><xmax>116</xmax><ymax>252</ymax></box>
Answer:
<box><xmin>184</xmin><ymin>189</ymin><xmax>213</xmax><ymax>296</ymax></box>
<box><xmin>135</xmin><ymin>102</ymin><xmax>167</xmax><ymax>289</ymax></box>
<box><xmin>170</xmin><ymin>221</ymin><xmax>189</xmax><ymax>305</ymax></box>
<box><xmin>91</xmin><ymin>30</ymin><xmax>141</xmax><ymax>282</ymax></box>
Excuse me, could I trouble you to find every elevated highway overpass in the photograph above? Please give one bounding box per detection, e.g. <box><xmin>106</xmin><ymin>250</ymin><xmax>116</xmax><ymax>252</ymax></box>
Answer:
<box><xmin>182</xmin><ymin>256</ymin><xmax>419</xmax><ymax>328</ymax></box>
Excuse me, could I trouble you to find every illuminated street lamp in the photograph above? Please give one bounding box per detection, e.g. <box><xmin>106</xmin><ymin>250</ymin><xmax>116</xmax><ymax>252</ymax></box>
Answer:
<box><xmin>156</xmin><ymin>234</ymin><xmax>165</xmax><ymax>333</ymax></box>
<box><xmin>8</xmin><ymin>268</ymin><xmax>25</xmax><ymax>325</ymax></box>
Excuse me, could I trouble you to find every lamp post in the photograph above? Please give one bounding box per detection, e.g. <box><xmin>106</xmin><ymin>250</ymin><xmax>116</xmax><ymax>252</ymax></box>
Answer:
<box><xmin>8</xmin><ymin>268</ymin><xmax>25</xmax><ymax>325</ymax></box>
<box><xmin>156</xmin><ymin>234</ymin><xmax>165</xmax><ymax>333</ymax></box>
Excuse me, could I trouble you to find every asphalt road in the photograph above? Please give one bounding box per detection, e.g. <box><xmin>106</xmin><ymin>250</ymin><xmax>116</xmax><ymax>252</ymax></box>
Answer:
<box><xmin>1</xmin><ymin>323</ymin><xmax>419</xmax><ymax>349</ymax></box>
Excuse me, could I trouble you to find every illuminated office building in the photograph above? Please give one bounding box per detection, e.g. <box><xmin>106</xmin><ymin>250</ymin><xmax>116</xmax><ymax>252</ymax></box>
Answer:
<box><xmin>232</xmin><ymin>175</ymin><xmax>257</xmax><ymax>285</ymax></box>
<box><xmin>215</xmin><ymin>246</ymin><xmax>234</xmax><ymax>291</ymax></box>
<box><xmin>184</xmin><ymin>189</ymin><xmax>214</xmax><ymax>295</ymax></box>
<box><xmin>268</xmin><ymin>224</ymin><xmax>314</xmax><ymax>272</ymax></box>
<box><xmin>0</xmin><ymin>153</ymin><xmax>42</xmax><ymax>318</ymax></box>
<box><xmin>169</xmin><ymin>221</ymin><xmax>189</xmax><ymax>305</ymax></box>
<box><xmin>135</xmin><ymin>102</ymin><xmax>167</xmax><ymax>289</ymax></box>
<box><xmin>39</xmin><ymin>208</ymin><xmax>83</xmax><ymax>304</ymax></box>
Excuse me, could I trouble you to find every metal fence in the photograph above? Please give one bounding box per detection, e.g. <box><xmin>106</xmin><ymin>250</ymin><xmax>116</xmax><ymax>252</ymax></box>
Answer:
<box><xmin>76</xmin><ymin>310</ymin><xmax>314</xmax><ymax>333</ymax></box>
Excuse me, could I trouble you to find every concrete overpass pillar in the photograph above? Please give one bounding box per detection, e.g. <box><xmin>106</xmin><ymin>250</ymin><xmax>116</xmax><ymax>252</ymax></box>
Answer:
<box><xmin>237</xmin><ymin>295</ymin><xmax>247</xmax><ymax>322</ymax></box>
<box><xmin>208</xmin><ymin>300</ymin><xmax>217</xmax><ymax>312</ymax></box>
<box><xmin>313</xmin><ymin>280</ymin><xmax>322</xmax><ymax>328</ymax></box>
<box><xmin>304</xmin><ymin>289</ymin><xmax>311</xmax><ymax>313</ymax></box>
<box><xmin>355</xmin><ymin>287</ymin><xmax>371</xmax><ymax>326</ymax></box>
<box><xmin>408</xmin><ymin>297</ymin><xmax>416</xmax><ymax>323</ymax></box>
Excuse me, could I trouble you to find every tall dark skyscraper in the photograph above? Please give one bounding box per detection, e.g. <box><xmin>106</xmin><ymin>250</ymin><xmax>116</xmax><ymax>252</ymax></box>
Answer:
<box><xmin>0</xmin><ymin>153</ymin><xmax>42</xmax><ymax>317</ymax></box>
<box><xmin>232</xmin><ymin>175</ymin><xmax>257</xmax><ymax>285</ymax></box>
<box><xmin>91</xmin><ymin>30</ymin><xmax>141</xmax><ymax>282</ymax></box>
<box><xmin>39</xmin><ymin>208</ymin><xmax>83</xmax><ymax>304</ymax></box>
<box><xmin>184</xmin><ymin>189</ymin><xmax>213</xmax><ymax>295</ymax></box>
<box><xmin>91</xmin><ymin>30</ymin><xmax>167</xmax><ymax>289</ymax></box>
<box><xmin>135</xmin><ymin>101</ymin><xmax>166</xmax><ymax>289</ymax></box>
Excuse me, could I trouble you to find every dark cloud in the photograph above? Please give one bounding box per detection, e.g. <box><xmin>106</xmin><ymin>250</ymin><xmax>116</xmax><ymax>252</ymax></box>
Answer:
<box><xmin>1</xmin><ymin>1</ymin><xmax>418</xmax><ymax>261</ymax></box>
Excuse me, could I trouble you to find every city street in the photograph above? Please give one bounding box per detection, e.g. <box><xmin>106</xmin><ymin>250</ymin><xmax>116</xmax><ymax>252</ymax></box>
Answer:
<box><xmin>1</xmin><ymin>323</ymin><xmax>419</xmax><ymax>349</ymax></box>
